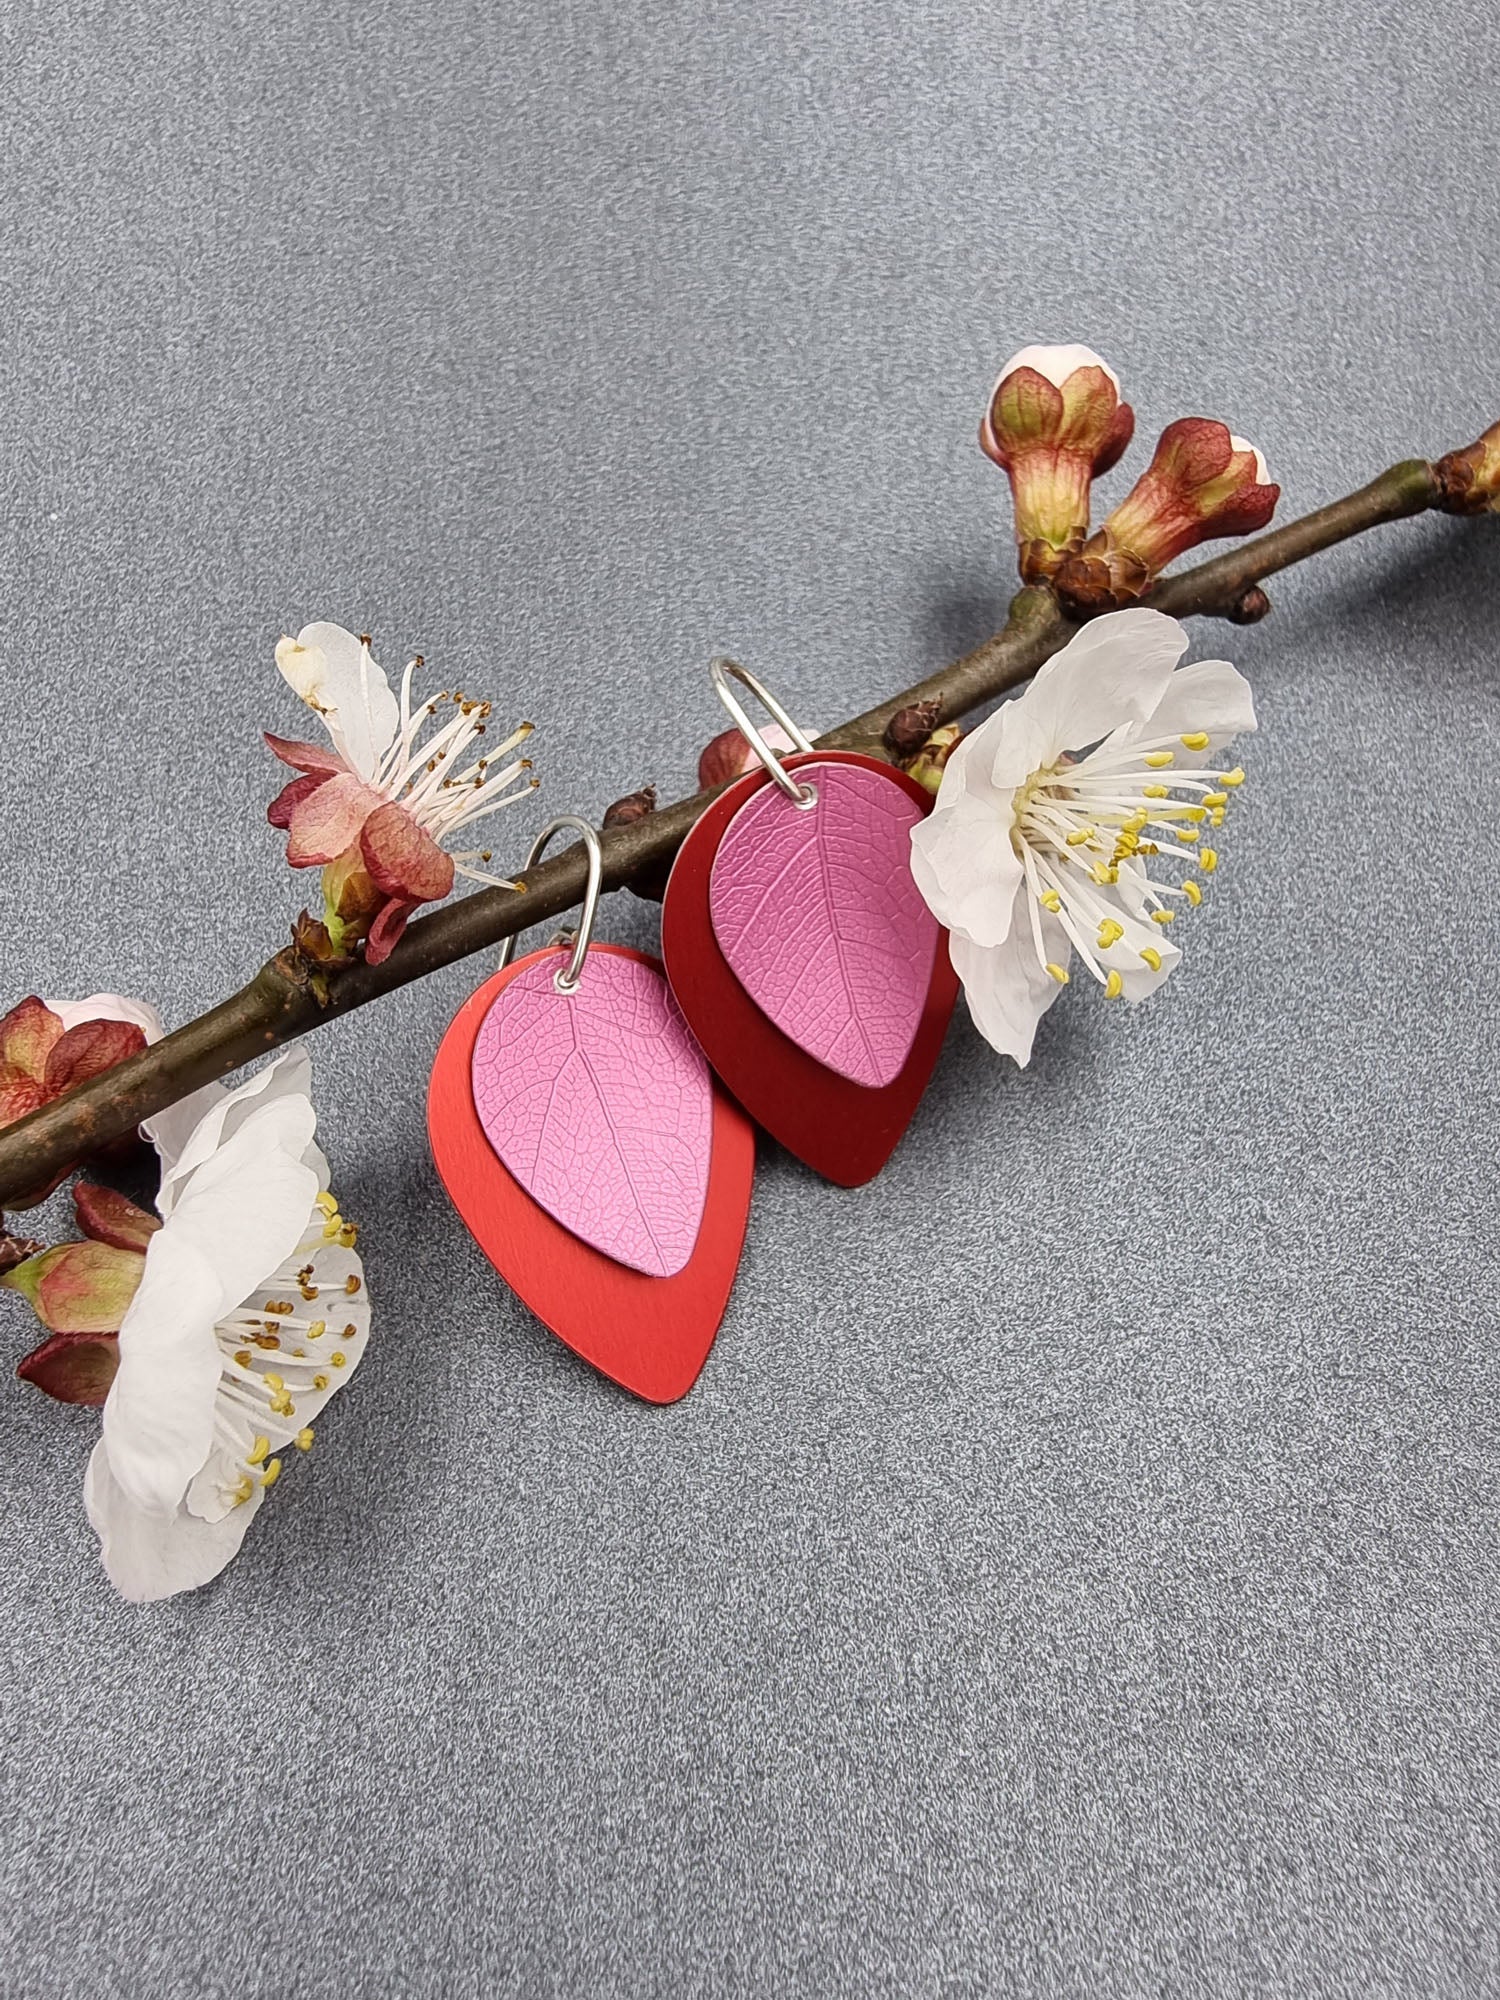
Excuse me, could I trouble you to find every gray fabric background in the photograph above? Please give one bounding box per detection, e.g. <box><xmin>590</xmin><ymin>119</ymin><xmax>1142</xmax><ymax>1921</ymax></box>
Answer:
<box><xmin>1</xmin><ymin>2</ymin><xmax>1497</xmax><ymax>1994</ymax></box>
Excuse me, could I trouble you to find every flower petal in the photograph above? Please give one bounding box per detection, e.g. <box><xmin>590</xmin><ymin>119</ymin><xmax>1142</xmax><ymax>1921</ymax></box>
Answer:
<box><xmin>1021</xmin><ymin>609</ymin><xmax>1190</xmax><ymax>757</ymax></box>
<box><xmin>909</xmin><ymin>790</ymin><xmax>1024</xmax><ymax>949</ymax></box>
<box><xmin>0</xmin><ymin>996</ymin><xmax>64</xmax><ymax>1080</ymax></box>
<box><xmin>149</xmin><ymin>1048</ymin><xmax>315</xmax><ymax>1213</ymax></box>
<box><xmin>85</xmin><ymin>1438</ymin><xmax>261</xmax><ymax>1603</ymax></box>
<box><xmin>360</xmin><ymin>801</ymin><xmax>455</xmax><ymax>904</ymax></box>
<box><xmin>263</xmin><ymin>730</ymin><xmax>348</xmax><ymax>776</ymax></box>
<box><xmin>156</xmin><ymin>1095</ymin><xmax>321</xmax><ymax>1314</ymax></box>
<box><xmin>268</xmin><ymin>772</ymin><xmax>329</xmax><ymax>830</ymax></box>
<box><xmin>950</xmin><ymin>898</ymin><xmax>1069</xmax><ymax>1065</ymax></box>
<box><xmin>18</xmin><ymin>1329</ymin><xmax>120</xmax><ymax>1405</ymax></box>
<box><xmin>101</xmin><ymin>1236</ymin><xmax>225</xmax><ymax>1514</ymax></box>
<box><xmin>0</xmin><ymin>1063</ymin><xmax>47</xmax><ymax>1129</ymax></box>
<box><xmin>277</xmin><ymin>623</ymin><xmax>401</xmax><ymax>785</ymax></box>
<box><xmin>1138</xmin><ymin>658</ymin><xmax>1257</xmax><ymax>765</ymax></box>
<box><xmin>286</xmin><ymin>772</ymin><xmax>384</xmax><ymax>867</ymax></box>
<box><xmin>0</xmin><ymin>1240</ymin><xmax>146</xmax><ymax>1333</ymax></box>
<box><xmin>43</xmin><ymin>994</ymin><xmax>166</xmax><ymax>1043</ymax></box>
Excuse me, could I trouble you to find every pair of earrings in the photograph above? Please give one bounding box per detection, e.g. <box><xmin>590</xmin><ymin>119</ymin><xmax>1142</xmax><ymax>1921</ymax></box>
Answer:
<box><xmin>428</xmin><ymin>661</ymin><xmax>959</xmax><ymax>1402</ymax></box>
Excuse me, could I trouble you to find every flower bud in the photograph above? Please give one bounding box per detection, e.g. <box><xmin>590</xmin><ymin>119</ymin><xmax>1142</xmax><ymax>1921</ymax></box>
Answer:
<box><xmin>0</xmin><ymin>1227</ymin><xmax>45</xmax><ymax>1276</ymax></box>
<box><xmin>0</xmin><ymin>1239</ymin><xmax>145</xmax><ymax>1335</ymax></box>
<box><xmin>905</xmin><ymin>723</ymin><xmax>964</xmax><ymax>797</ymax></box>
<box><xmin>1056</xmin><ymin>419</ymin><xmax>1279</xmax><ymax>613</ymax></box>
<box><xmin>603</xmin><ymin>786</ymin><xmax>658</xmax><ymax>828</ymax></box>
<box><xmin>698</xmin><ymin>725</ymin><xmax>797</xmax><ymax>792</ymax></box>
<box><xmin>883</xmin><ymin>700</ymin><xmax>942</xmax><ymax>760</ymax></box>
<box><xmin>981</xmin><ymin>345</ymin><xmax>1135</xmax><ymax>581</ymax></box>
<box><xmin>1435</xmin><ymin>418</ymin><xmax>1500</xmax><ymax>515</ymax></box>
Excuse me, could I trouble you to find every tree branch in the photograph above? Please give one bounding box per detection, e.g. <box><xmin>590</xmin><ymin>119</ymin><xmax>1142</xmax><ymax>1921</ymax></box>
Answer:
<box><xmin>0</xmin><ymin>448</ymin><xmax>1476</xmax><ymax>1207</ymax></box>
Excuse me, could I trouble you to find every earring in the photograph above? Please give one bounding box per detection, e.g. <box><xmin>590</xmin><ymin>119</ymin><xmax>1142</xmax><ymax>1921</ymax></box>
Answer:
<box><xmin>429</xmin><ymin>816</ymin><xmax>755</xmax><ymax>1403</ymax></box>
<box><xmin>661</xmin><ymin>662</ymin><xmax>958</xmax><ymax>1186</ymax></box>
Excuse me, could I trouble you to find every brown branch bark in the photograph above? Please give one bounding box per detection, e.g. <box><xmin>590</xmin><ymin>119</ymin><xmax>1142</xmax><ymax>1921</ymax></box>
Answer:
<box><xmin>0</xmin><ymin>451</ymin><xmax>1474</xmax><ymax>1207</ymax></box>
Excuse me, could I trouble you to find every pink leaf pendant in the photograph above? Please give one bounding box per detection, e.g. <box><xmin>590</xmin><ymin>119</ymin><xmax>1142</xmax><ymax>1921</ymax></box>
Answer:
<box><xmin>471</xmin><ymin>948</ymin><xmax>713</xmax><ymax>1277</ymax></box>
<box><xmin>707</xmin><ymin>758</ymin><xmax>939</xmax><ymax>1088</ymax></box>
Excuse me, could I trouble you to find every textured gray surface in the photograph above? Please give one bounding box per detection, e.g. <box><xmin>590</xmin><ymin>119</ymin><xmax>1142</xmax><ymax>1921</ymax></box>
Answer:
<box><xmin>1</xmin><ymin>1</ymin><xmax>1498</xmax><ymax>1994</ymax></box>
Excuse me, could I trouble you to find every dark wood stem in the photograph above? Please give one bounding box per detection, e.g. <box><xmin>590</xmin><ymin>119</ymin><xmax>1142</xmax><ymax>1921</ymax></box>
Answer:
<box><xmin>0</xmin><ymin>452</ymin><xmax>1470</xmax><ymax>1206</ymax></box>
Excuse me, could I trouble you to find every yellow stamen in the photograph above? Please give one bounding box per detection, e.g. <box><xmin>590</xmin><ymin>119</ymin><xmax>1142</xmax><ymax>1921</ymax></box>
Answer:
<box><xmin>1200</xmin><ymin>848</ymin><xmax>1219</xmax><ymax>873</ymax></box>
<box><xmin>1143</xmin><ymin>784</ymin><xmax>1169</xmax><ymax>799</ymax></box>
<box><xmin>234</xmin><ymin>1349</ymin><xmax>252</xmax><ymax>1369</ymax></box>
<box><xmin>1176</xmin><ymin>827</ymin><xmax>1199</xmax><ymax>843</ymax></box>
<box><xmin>1097</xmin><ymin>919</ymin><xmax>1124</xmax><ymax>948</ymax></box>
<box><xmin>270</xmin><ymin>1390</ymin><xmax>295</xmax><ymax>1418</ymax></box>
<box><xmin>315</xmin><ymin>1191</ymin><xmax>338</xmax><ymax>1218</ymax></box>
<box><xmin>246</xmin><ymin>1435</ymin><xmax>271</xmax><ymax>1467</ymax></box>
<box><xmin>263</xmin><ymin>1372</ymin><xmax>284</xmax><ymax>1392</ymax></box>
<box><xmin>1105</xmin><ymin>970</ymin><xmax>1123</xmax><ymax>999</ymax></box>
<box><xmin>1182</xmin><ymin>879</ymin><xmax>1203</xmax><ymax>906</ymax></box>
<box><xmin>1221</xmin><ymin>767</ymin><xmax>1245</xmax><ymax>787</ymax></box>
<box><xmin>314</xmin><ymin>1373</ymin><xmax>329</xmax><ymax>1390</ymax></box>
<box><xmin>230</xmin><ymin>1477</ymin><xmax>255</xmax><ymax>1507</ymax></box>
<box><xmin>1040</xmin><ymin>889</ymin><xmax>1062</xmax><ymax>913</ymax></box>
<box><xmin>260</xmin><ymin>1458</ymin><xmax>283</xmax><ymax>1489</ymax></box>
<box><xmin>1065</xmin><ymin>827</ymin><xmax>1094</xmax><ymax>847</ymax></box>
<box><xmin>1203</xmin><ymin>791</ymin><xmax>1228</xmax><ymax>808</ymax></box>
<box><xmin>1139</xmin><ymin>946</ymin><xmax>1163</xmax><ymax>971</ymax></box>
<box><xmin>295</xmin><ymin>1428</ymin><xmax>315</xmax><ymax>1451</ymax></box>
<box><xmin>307</xmin><ymin>1320</ymin><xmax>326</xmax><ymax>1340</ymax></box>
<box><xmin>1179</xmin><ymin>731</ymin><xmax>1210</xmax><ymax>751</ymax></box>
<box><xmin>1045</xmin><ymin>963</ymin><xmax>1069</xmax><ymax>986</ymax></box>
<box><xmin>1151</xmin><ymin>909</ymin><xmax>1175</xmax><ymax>926</ymax></box>
<box><xmin>1144</xmin><ymin>750</ymin><xmax>1174</xmax><ymax>769</ymax></box>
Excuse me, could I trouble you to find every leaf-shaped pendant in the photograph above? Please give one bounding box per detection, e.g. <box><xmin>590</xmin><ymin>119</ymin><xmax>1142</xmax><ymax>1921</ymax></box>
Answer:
<box><xmin>663</xmin><ymin>753</ymin><xmax>959</xmax><ymax>1187</ymax></box>
<box><xmin>708</xmin><ymin>759</ymin><xmax>939</xmax><ymax>1086</ymax></box>
<box><xmin>429</xmin><ymin>946</ymin><xmax>754</xmax><ymax>1403</ymax></box>
<box><xmin>472</xmin><ymin>950</ymin><xmax>711</xmax><ymax>1276</ymax></box>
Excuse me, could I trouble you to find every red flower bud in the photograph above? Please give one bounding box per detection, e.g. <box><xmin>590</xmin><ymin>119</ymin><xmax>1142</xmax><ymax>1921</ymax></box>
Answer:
<box><xmin>0</xmin><ymin>1239</ymin><xmax>145</xmax><ymax>1334</ymax></box>
<box><xmin>981</xmin><ymin>345</ymin><xmax>1134</xmax><ymax>581</ymax></box>
<box><xmin>1056</xmin><ymin>419</ymin><xmax>1279</xmax><ymax>612</ymax></box>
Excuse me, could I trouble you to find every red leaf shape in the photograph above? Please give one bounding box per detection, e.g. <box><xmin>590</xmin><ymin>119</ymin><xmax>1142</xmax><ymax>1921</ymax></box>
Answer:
<box><xmin>268</xmin><ymin>772</ymin><xmax>329</xmax><ymax>830</ymax></box>
<box><xmin>0</xmin><ymin>997</ymin><xmax>64</xmax><ymax>1082</ymax></box>
<box><xmin>264</xmin><ymin>731</ymin><xmax>348</xmax><ymax>775</ymax></box>
<box><xmin>286</xmin><ymin>773</ymin><xmax>384</xmax><ymax>866</ymax></box>
<box><xmin>361</xmin><ymin>802</ymin><xmax>454</xmax><ymax>903</ymax></box>
<box><xmin>44</xmin><ymin>1018</ymin><xmax>148</xmax><ymax>1098</ymax></box>
<box><xmin>74</xmin><ymin>1182</ymin><xmax>161</xmax><ymax>1252</ymax></box>
<box><xmin>17</xmin><ymin>1329</ymin><xmax>120</xmax><ymax>1405</ymax></box>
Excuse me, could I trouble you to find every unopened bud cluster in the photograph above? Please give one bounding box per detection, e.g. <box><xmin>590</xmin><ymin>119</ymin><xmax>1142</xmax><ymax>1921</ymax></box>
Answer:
<box><xmin>981</xmin><ymin>346</ymin><xmax>1280</xmax><ymax>613</ymax></box>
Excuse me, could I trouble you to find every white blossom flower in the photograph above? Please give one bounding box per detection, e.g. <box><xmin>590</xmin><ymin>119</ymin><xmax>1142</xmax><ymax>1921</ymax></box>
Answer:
<box><xmin>42</xmin><ymin>994</ymin><xmax>166</xmax><ymax>1042</ymax></box>
<box><xmin>910</xmin><ymin>608</ymin><xmax>1255</xmax><ymax>1064</ymax></box>
<box><xmin>268</xmin><ymin>621</ymin><xmax>538</xmax><ymax>961</ymax></box>
<box><xmin>83</xmin><ymin>1048</ymin><xmax>370</xmax><ymax>1602</ymax></box>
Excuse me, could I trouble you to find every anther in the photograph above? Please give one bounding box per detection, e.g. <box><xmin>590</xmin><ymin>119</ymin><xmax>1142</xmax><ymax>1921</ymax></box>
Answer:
<box><xmin>1182</xmin><ymin>880</ymin><xmax>1202</xmax><ymax>905</ymax></box>
<box><xmin>1105</xmin><ymin>970</ymin><xmax>1123</xmax><ymax>999</ymax></box>
<box><xmin>1150</xmin><ymin>909</ymin><xmax>1175</xmax><ymax>926</ymax></box>
<box><xmin>1045</xmin><ymin>962</ymin><xmax>1070</xmax><ymax>986</ymax></box>
<box><xmin>1179</xmin><ymin>731</ymin><xmax>1210</xmax><ymax>751</ymax></box>
<box><xmin>1200</xmin><ymin>849</ymin><xmax>1219</xmax><ymax>873</ymax></box>
<box><xmin>1144</xmin><ymin>751</ymin><xmax>1175</xmax><ymax>769</ymax></box>
<box><xmin>246</xmin><ymin>1435</ymin><xmax>271</xmax><ymax>1466</ymax></box>
<box><xmin>1221</xmin><ymin>767</ymin><xmax>1245</xmax><ymax>787</ymax></box>
<box><xmin>1139</xmin><ymin>947</ymin><xmax>1163</xmax><ymax>971</ymax></box>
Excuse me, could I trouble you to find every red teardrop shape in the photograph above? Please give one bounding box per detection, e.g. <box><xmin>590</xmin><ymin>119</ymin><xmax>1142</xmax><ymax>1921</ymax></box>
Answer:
<box><xmin>663</xmin><ymin>752</ymin><xmax>959</xmax><ymax>1187</ymax></box>
<box><xmin>429</xmin><ymin>945</ymin><xmax>755</xmax><ymax>1404</ymax></box>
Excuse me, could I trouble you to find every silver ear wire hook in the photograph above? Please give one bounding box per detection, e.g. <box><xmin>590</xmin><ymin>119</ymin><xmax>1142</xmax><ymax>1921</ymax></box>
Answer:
<box><xmin>497</xmin><ymin>815</ymin><xmax>603</xmax><ymax>993</ymax></box>
<box><xmin>709</xmin><ymin>657</ymin><xmax>818</xmax><ymax>809</ymax></box>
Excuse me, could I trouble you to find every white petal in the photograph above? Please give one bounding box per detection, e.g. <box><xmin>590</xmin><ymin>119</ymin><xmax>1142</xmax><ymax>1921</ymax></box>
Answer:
<box><xmin>162</xmin><ymin>1097</ymin><xmax>321</xmax><ymax>1314</ymax></box>
<box><xmin>1229</xmin><ymin>434</ymin><xmax>1270</xmax><ymax>482</ymax></box>
<box><xmin>43</xmin><ymin>994</ymin><xmax>166</xmax><ymax>1043</ymax></box>
<box><xmin>949</xmin><ymin>903</ymin><xmax>1068</xmax><ymax>1066</ymax></box>
<box><xmin>276</xmin><ymin>622</ymin><xmax>401</xmax><ymax>784</ymax></box>
<box><xmin>152</xmin><ymin>1048</ymin><xmax>315</xmax><ymax>1215</ymax></box>
<box><xmin>1022</xmin><ymin>609</ymin><xmax>1190</xmax><ymax>758</ymax></box>
<box><xmin>998</xmin><ymin>343</ymin><xmax>1119</xmax><ymax>392</ymax></box>
<box><xmin>85</xmin><ymin>1440</ymin><xmax>260</xmax><ymax>1603</ymax></box>
<box><xmin>1138</xmin><ymin>659</ymin><xmax>1257</xmax><ymax>766</ymax></box>
<box><xmin>909</xmin><ymin>791</ymin><xmax>1024</xmax><ymax>949</ymax></box>
<box><xmin>102</xmin><ymin>1236</ymin><xmax>225</xmax><ymax>1515</ymax></box>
